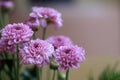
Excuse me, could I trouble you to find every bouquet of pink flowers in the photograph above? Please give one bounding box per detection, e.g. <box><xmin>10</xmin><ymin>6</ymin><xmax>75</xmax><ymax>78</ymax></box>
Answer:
<box><xmin>0</xmin><ymin>0</ymin><xmax>85</xmax><ymax>80</ymax></box>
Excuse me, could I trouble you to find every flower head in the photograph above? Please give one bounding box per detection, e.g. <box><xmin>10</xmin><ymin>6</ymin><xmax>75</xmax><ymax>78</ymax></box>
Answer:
<box><xmin>54</xmin><ymin>45</ymin><xmax>85</xmax><ymax>71</ymax></box>
<box><xmin>25</xmin><ymin>17</ymin><xmax>40</xmax><ymax>31</ymax></box>
<box><xmin>19</xmin><ymin>39</ymin><xmax>54</xmax><ymax>67</ymax></box>
<box><xmin>30</xmin><ymin>7</ymin><xmax>62</xmax><ymax>28</ymax></box>
<box><xmin>1</xmin><ymin>23</ymin><xmax>33</xmax><ymax>45</ymax></box>
<box><xmin>46</xmin><ymin>36</ymin><xmax>73</xmax><ymax>49</ymax></box>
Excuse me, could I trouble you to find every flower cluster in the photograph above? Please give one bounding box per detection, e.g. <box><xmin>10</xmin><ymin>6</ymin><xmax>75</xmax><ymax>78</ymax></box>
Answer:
<box><xmin>46</xmin><ymin>36</ymin><xmax>85</xmax><ymax>70</ymax></box>
<box><xmin>0</xmin><ymin>5</ymin><xmax>85</xmax><ymax>80</ymax></box>
<box><xmin>0</xmin><ymin>6</ymin><xmax>85</xmax><ymax>70</ymax></box>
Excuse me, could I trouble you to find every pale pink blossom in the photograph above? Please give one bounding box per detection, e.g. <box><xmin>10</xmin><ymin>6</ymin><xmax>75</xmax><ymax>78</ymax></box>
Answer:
<box><xmin>25</xmin><ymin>17</ymin><xmax>40</xmax><ymax>31</ymax></box>
<box><xmin>54</xmin><ymin>45</ymin><xmax>85</xmax><ymax>71</ymax></box>
<box><xmin>30</xmin><ymin>7</ymin><xmax>63</xmax><ymax>28</ymax></box>
<box><xmin>1</xmin><ymin>23</ymin><xmax>34</xmax><ymax>45</ymax></box>
<box><xmin>46</xmin><ymin>36</ymin><xmax>73</xmax><ymax>49</ymax></box>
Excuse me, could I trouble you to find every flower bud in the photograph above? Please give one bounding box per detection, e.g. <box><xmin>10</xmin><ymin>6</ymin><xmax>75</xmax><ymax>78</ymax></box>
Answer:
<box><xmin>50</xmin><ymin>61</ymin><xmax>59</xmax><ymax>70</ymax></box>
<box><xmin>58</xmin><ymin>72</ymin><xmax>66</xmax><ymax>80</ymax></box>
<box><xmin>24</xmin><ymin>17</ymin><xmax>40</xmax><ymax>31</ymax></box>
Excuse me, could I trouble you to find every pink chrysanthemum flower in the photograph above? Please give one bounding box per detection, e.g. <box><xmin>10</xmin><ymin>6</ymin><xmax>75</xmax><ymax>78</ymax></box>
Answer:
<box><xmin>25</xmin><ymin>17</ymin><xmax>40</xmax><ymax>31</ymax></box>
<box><xmin>19</xmin><ymin>39</ymin><xmax>54</xmax><ymax>67</ymax></box>
<box><xmin>1</xmin><ymin>23</ymin><xmax>34</xmax><ymax>45</ymax></box>
<box><xmin>54</xmin><ymin>45</ymin><xmax>85</xmax><ymax>71</ymax></box>
<box><xmin>46</xmin><ymin>36</ymin><xmax>73</xmax><ymax>49</ymax></box>
<box><xmin>29</xmin><ymin>7</ymin><xmax>63</xmax><ymax>28</ymax></box>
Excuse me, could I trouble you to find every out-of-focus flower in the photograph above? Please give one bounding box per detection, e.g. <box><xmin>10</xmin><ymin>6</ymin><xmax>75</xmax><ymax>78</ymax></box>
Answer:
<box><xmin>0</xmin><ymin>0</ymin><xmax>14</xmax><ymax>12</ymax></box>
<box><xmin>1</xmin><ymin>23</ymin><xmax>33</xmax><ymax>45</ymax></box>
<box><xmin>29</xmin><ymin>7</ymin><xmax>63</xmax><ymax>29</ymax></box>
<box><xmin>19</xmin><ymin>39</ymin><xmax>54</xmax><ymax>67</ymax></box>
<box><xmin>25</xmin><ymin>17</ymin><xmax>40</xmax><ymax>31</ymax></box>
<box><xmin>54</xmin><ymin>45</ymin><xmax>85</xmax><ymax>71</ymax></box>
<box><xmin>46</xmin><ymin>36</ymin><xmax>73</xmax><ymax>49</ymax></box>
<box><xmin>0</xmin><ymin>39</ymin><xmax>16</xmax><ymax>54</ymax></box>
<box><xmin>0</xmin><ymin>39</ymin><xmax>4</xmax><ymax>53</ymax></box>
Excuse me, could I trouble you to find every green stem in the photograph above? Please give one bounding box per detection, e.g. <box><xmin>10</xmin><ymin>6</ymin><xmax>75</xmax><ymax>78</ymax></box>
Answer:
<box><xmin>46</xmin><ymin>67</ymin><xmax>51</xmax><ymax>80</ymax></box>
<box><xmin>13</xmin><ymin>55</ymin><xmax>16</xmax><ymax>80</ymax></box>
<box><xmin>33</xmin><ymin>31</ymin><xmax>40</xmax><ymax>80</ymax></box>
<box><xmin>4</xmin><ymin>52</ymin><xmax>8</xmax><ymax>59</ymax></box>
<box><xmin>0</xmin><ymin>8</ymin><xmax>3</xmax><ymax>28</ymax></box>
<box><xmin>37</xmin><ymin>27</ymin><xmax>47</xmax><ymax>80</ymax></box>
<box><xmin>66</xmin><ymin>69</ymin><xmax>69</xmax><ymax>80</ymax></box>
<box><xmin>16</xmin><ymin>44</ymin><xmax>19</xmax><ymax>80</ymax></box>
<box><xmin>33</xmin><ymin>31</ymin><xmax>36</xmax><ymax>39</ymax></box>
<box><xmin>35</xmin><ymin>66</ymin><xmax>40</xmax><ymax>80</ymax></box>
<box><xmin>0</xmin><ymin>54</ymin><xmax>5</xmax><ymax>59</ymax></box>
<box><xmin>3</xmin><ymin>13</ymin><xmax>9</xmax><ymax>26</ymax></box>
<box><xmin>35</xmin><ymin>66</ymin><xmax>42</xmax><ymax>80</ymax></box>
<box><xmin>52</xmin><ymin>70</ymin><xmax>56</xmax><ymax>80</ymax></box>
<box><xmin>0</xmin><ymin>71</ymin><xmax>2</xmax><ymax>80</ymax></box>
<box><xmin>40</xmin><ymin>68</ymin><xmax>42</xmax><ymax>80</ymax></box>
<box><xmin>42</xmin><ymin>28</ymin><xmax>47</xmax><ymax>40</ymax></box>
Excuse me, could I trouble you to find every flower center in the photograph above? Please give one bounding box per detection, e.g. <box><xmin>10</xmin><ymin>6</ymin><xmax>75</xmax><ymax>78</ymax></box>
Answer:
<box><xmin>65</xmin><ymin>49</ymin><xmax>71</xmax><ymax>54</ymax></box>
<box><xmin>30</xmin><ymin>18</ymin><xmax>36</xmax><ymax>23</ymax></box>
<box><xmin>57</xmin><ymin>38</ymin><xmax>61</xmax><ymax>42</ymax></box>
<box><xmin>15</xmin><ymin>26</ymin><xmax>22</xmax><ymax>30</ymax></box>
<box><xmin>34</xmin><ymin>43</ymin><xmax>39</xmax><ymax>48</ymax></box>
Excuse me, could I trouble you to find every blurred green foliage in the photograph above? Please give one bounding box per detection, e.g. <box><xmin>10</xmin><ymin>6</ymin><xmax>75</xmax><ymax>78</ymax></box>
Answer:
<box><xmin>88</xmin><ymin>63</ymin><xmax>120</xmax><ymax>80</ymax></box>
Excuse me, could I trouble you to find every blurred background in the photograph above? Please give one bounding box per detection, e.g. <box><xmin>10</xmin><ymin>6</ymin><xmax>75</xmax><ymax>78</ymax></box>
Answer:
<box><xmin>9</xmin><ymin>0</ymin><xmax>120</xmax><ymax>80</ymax></box>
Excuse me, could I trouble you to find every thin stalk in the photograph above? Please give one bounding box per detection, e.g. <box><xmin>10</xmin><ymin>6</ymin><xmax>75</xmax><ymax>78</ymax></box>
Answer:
<box><xmin>46</xmin><ymin>67</ymin><xmax>51</xmax><ymax>80</ymax></box>
<box><xmin>4</xmin><ymin>52</ymin><xmax>8</xmax><ymax>59</ymax></box>
<box><xmin>66</xmin><ymin>69</ymin><xmax>69</xmax><ymax>80</ymax></box>
<box><xmin>33</xmin><ymin>31</ymin><xmax>36</xmax><ymax>39</ymax></box>
<box><xmin>42</xmin><ymin>28</ymin><xmax>47</xmax><ymax>40</ymax></box>
<box><xmin>33</xmin><ymin>31</ymin><xmax>41</xmax><ymax>80</ymax></box>
<box><xmin>0</xmin><ymin>71</ymin><xmax>2</xmax><ymax>80</ymax></box>
<box><xmin>35</xmin><ymin>66</ymin><xmax>40</xmax><ymax>80</ymax></box>
<box><xmin>38</xmin><ymin>27</ymin><xmax>47</xmax><ymax>80</ymax></box>
<box><xmin>57</xmin><ymin>70</ymin><xmax>59</xmax><ymax>80</ymax></box>
<box><xmin>40</xmin><ymin>68</ymin><xmax>42</xmax><ymax>80</ymax></box>
<box><xmin>0</xmin><ymin>8</ymin><xmax>3</xmax><ymax>28</ymax></box>
<box><xmin>16</xmin><ymin>44</ymin><xmax>19</xmax><ymax>80</ymax></box>
<box><xmin>13</xmin><ymin>55</ymin><xmax>16</xmax><ymax>80</ymax></box>
<box><xmin>3</xmin><ymin>13</ymin><xmax>9</xmax><ymax>26</ymax></box>
<box><xmin>35</xmin><ymin>66</ymin><xmax>42</xmax><ymax>80</ymax></box>
<box><xmin>52</xmin><ymin>70</ymin><xmax>56</xmax><ymax>80</ymax></box>
<box><xmin>0</xmin><ymin>54</ymin><xmax>5</xmax><ymax>59</ymax></box>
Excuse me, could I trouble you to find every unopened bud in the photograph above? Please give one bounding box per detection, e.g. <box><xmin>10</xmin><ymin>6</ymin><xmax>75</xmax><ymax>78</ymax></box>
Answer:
<box><xmin>58</xmin><ymin>72</ymin><xmax>66</xmax><ymax>80</ymax></box>
<box><xmin>50</xmin><ymin>61</ymin><xmax>59</xmax><ymax>70</ymax></box>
